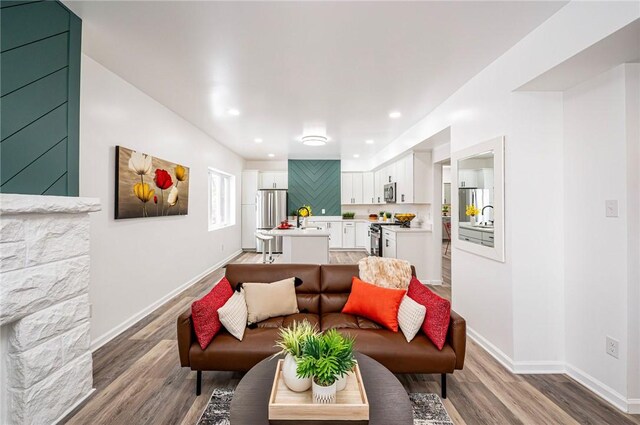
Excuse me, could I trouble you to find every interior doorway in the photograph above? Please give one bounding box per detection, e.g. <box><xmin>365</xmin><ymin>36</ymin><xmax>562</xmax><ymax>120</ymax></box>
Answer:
<box><xmin>441</xmin><ymin>161</ymin><xmax>452</xmax><ymax>288</ymax></box>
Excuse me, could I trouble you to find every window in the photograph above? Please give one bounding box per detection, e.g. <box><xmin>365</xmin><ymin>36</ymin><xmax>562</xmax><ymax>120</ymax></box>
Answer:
<box><xmin>208</xmin><ymin>168</ymin><xmax>236</xmax><ymax>230</ymax></box>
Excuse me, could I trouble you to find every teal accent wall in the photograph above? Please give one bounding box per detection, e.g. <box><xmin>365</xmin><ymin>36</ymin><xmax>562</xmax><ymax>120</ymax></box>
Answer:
<box><xmin>0</xmin><ymin>0</ymin><xmax>82</xmax><ymax>196</ymax></box>
<box><xmin>288</xmin><ymin>160</ymin><xmax>341</xmax><ymax>216</ymax></box>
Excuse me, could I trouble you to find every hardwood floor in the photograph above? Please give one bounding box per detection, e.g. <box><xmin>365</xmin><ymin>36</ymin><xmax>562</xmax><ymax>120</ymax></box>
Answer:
<box><xmin>62</xmin><ymin>251</ymin><xmax>639</xmax><ymax>425</ymax></box>
<box><xmin>442</xmin><ymin>240</ymin><xmax>452</xmax><ymax>287</ymax></box>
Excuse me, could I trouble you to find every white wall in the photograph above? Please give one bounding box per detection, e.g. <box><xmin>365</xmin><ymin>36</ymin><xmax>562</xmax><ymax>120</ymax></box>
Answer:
<box><xmin>564</xmin><ymin>64</ymin><xmax>639</xmax><ymax>406</ymax></box>
<box><xmin>79</xmin><ymin>56</ymin><xmax>244</xmax><ymax>347</ymax></box>
<box><xmin>245</xmin><ymin>160</ymin><xmax>287</xmax><ymax>171</ymax></box>
<box><xmin>344</xmin><ymin>0</ymin><xmax>639</xmax><ymax>405</ymax></box>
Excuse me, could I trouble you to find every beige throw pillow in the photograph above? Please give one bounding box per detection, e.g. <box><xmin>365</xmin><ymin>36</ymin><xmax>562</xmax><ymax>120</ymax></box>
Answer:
<box><xmin>242</xmin><ymin>277</ymin><xmax>299</xmax><ymax>325</ymax></box>
<box><xmin>398</xmin><ymin>295</ymin><xmax>427</xmax><ymax>342</ymax></box>
<box><xmin>218</xmin><ymin>289</ymin><xmax>248</xmax><ymax>341</ymax></box>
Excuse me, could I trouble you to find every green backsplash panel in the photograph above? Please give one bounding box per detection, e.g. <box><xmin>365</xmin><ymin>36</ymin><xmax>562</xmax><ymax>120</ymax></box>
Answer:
<box><xmin>0</xmin><ymin>1</ymin><xmax>81</xmax><ymax>196</ymax></box>
<box><xmin>288</xmin><ymin>160</ymin><xmax>341</xmax><ymax>216</ymax></box>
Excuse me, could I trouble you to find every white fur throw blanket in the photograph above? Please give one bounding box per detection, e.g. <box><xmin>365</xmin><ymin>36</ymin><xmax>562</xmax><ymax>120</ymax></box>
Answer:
<box><xmin>358</xmin><ymin>257</ymin><xmax>413</xmax><ymax>289</ymax></box>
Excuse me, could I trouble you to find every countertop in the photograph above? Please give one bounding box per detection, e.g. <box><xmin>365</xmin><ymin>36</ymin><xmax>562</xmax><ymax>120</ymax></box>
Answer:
<box><xmin>267</xmin><ymin>227</ymin><xmax>330</xmax><ymax>237</ymax></box>
<box><xmin>382</xmin><ymin>225</ymin><xmax>432</xmax><ymax>233</ymax></box>
<box><xmin>459</xmin><ymin>223</ymin><xmax>494</xmax><ymax>233</ymax></box>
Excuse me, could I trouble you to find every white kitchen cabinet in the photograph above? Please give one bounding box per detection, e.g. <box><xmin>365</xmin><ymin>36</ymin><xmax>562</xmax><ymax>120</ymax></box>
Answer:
<box><xmin>396</xmin><ymin>154</ymin><xmax>414</xmax><ymax>204</ymax></box>
<box><xmin>259</xmin><ymin>171</ymin><xmax>288</xmax><ymax>189</ymax></box>
<box><xmin>362</xmin><ymin>172</ymin><xmax>375</xmax><ymax>204</ymax></box>
<box><xmin>241</xmin><ymin>170</ymin><xmax>259</xmax><ymax>204</ymax></box>
<box><xmin>382</xmin><ymin>229</ymin><xmax>397</xmax><ymax>258</ymax></box>
<box><xmin>374</xmin><ymin>170</ymin><xmax>384</xmax><ymax>204</ymax></box>
<box><xmin>324</xmin><ymin>221</ymin><xmax>343</xmax><ymax>248</ymax></box>
<box><xmin>458</xmin><ymin>169</ymin><xmax>478</xmax><ymax>188</ymax></box>
<box><xmin>355</xmin><ymin>221</ymin><xmax>369</xmax><ymax>249</ymax></box>
<box><xmin>341</xmin><ymin>173</ymin><xmax>365</xmax><ymax>204</ymax></box>
<box><xmin>341</xmin><ymin>173</ymin><xmax>353</xmax><ymax>205</ymax></box>
<box><xmin>241</xmin><ymin>204</ymin><xmax>257</xmax><ymax>249</ymax></box>
<box><xmin>384</xmin><ymin>162</ymin><xmax>398</xmax><ymax>184</ymax></box>
<box><xmin>343</xmin><ymin>222</ymin><xmax>356</xmax><ymax>248</ymax></box>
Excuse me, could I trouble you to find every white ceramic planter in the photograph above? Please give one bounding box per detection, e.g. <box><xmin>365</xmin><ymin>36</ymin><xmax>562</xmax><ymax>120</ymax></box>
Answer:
<box><xmin>312</xmin><ymin>380</ymin><xmax>337</xmax><ymax>404</ymax></box>
<box><xmin>282</xmin><ymin>354</ymin><xmax>311</xmax><ymax>392</ymax></box>
<box><xmin>336</xmin><ymin>373</ymin><xmax>347</xmax><ymax>391</ymax></box>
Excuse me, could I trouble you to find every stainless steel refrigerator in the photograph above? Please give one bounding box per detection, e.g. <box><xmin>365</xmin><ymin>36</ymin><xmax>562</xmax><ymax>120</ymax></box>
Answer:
<box><xmin>458</xmin><ymin>188</ymin><xmax>493</xmax><ymax>223</ymax></box>
<box><xmin>256</xmin><ymin>189</ymin><xmax>288</xmax><ymax>253</ymax></box>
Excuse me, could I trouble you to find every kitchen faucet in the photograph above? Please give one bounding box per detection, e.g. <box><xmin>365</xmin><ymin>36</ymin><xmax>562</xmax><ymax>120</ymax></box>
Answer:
<box><xmin>296</xmin><ymin>206</ymin><xmax>310</xmax><ymax>228</ymax></box>
<box><xmin>482</xmin><ymin>205</ymin><xmax>494</xmax><ymax>224</ymax></box>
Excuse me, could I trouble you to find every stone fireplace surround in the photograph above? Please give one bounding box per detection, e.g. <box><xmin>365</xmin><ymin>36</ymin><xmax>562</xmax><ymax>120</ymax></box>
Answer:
<box><xmin>0</xmin><ymin>194</ymin><xmax>100</xmax><ymax>424</ymax></box>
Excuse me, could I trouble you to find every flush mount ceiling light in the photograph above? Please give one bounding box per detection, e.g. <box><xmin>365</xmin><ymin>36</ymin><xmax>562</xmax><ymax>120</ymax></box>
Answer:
<box><xmin>353</xmin><ymin>154</ymin><xmax>360</xmax><ymax>158</ymax></box>
<box><xmin>254</xmin><ymin>138</ymin><xmax>263</xmax><ymax>143</ymax></box>
<box><xmin>389</xmin><ymin>111</ymin><xmax>402</xmax><ymax>119</ymax></box>
<box><xmin>365</xmin><ymin>139</ymin><xmax>374</xmax><ymax>144</ymax></box>
<box><xmin>301</xmin><ymin>135</ymin><xmax>328</xmax><ymax>146</ymax></box>
<box><xmin>268</xmin><ymin>153</ymin><xmax>275</xmax><ymax>158</ymax></box>
<box><xmin>228</xmin><ymin>108</ymin><xmax>240</xmax><ymax>116</ymax></box>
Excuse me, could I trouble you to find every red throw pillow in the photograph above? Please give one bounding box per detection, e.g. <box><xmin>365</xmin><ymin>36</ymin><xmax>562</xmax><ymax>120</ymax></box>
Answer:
<box><xmin>342</xmin><ymin>277</ymin><xmax>406</xmax><ymax>332</ymax></box>
<box><xmin>191</xmin><ymin>277</ymin><xmax>234</xmax><ymax>350</ymax></box>
<box><xmin>407</xmin><ymin>277</ymin><xmax>451</xmax><ymax>350</ymax></box>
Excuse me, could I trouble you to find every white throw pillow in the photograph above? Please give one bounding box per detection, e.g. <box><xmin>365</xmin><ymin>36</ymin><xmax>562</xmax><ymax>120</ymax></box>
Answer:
<box><xmin>242</xmin><ymin>278</ymin><xmax>299</xmax><ymax>324</ymax></box>
<box><xmin>398</xmin><ymin>295</ymin><xmax>427</xmax><ymax>343</ymax></box>
<box><xmin>218</xmin><ymin>289</ymin><xmax>248</xmax><ymax>341</ymax></box>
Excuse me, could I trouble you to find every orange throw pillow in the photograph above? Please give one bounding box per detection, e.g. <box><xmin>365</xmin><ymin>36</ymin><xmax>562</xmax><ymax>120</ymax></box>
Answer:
<box><xmin>342</xmin><ymin>277</ymin><xmax>406</xmax><ymax>332</ymax></box>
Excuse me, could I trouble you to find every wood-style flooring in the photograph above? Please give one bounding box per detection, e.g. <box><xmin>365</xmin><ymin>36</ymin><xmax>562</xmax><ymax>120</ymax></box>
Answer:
<box><xmin>62</xmin><ymin>251</ymin><xmax>639</xmax><ymax>425</ymax></box>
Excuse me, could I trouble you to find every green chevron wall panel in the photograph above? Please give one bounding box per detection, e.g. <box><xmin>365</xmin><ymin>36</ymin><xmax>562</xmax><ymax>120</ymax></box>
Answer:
<box><xmin>288</xmin><ymin>160</ymin><xmax>341</xmax><ymax>216</ymax></box>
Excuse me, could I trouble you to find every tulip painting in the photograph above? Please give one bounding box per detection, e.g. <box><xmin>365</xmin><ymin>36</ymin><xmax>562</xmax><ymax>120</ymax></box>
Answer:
<box><xmin>115</xmin><ymin>146</ymin><xmax>190</xmax><ymax>219</ymax></box>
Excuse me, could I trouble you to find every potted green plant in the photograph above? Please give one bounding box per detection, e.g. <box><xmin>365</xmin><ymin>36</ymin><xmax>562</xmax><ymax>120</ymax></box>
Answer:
<box><xmin>379</xmin><ymin>211</ymin><xmax>385</xmax><ymax>222</ymax></box>
<box><xmin>297</xmin><ymin>330</ymin><xmax>356</xmax><ymax>404</ymax></box>
<box><xmin>274</xmin><ymin>320</ymin><xmax>318</xmax><ymax>392</ymax></box>
<box><xmin>442</xmin><ymin>204</ymin><xmax>449</xmax><ymax>217</ymax></box>
<box><xmin>342</xmin><ymin>212</ymin><xmax>356</xmax><ymax>219</ymax></box>
<box><xmin>385</xmin><ymin>212</ymin><xmax>392</xmax><ymax>221</ymax></box>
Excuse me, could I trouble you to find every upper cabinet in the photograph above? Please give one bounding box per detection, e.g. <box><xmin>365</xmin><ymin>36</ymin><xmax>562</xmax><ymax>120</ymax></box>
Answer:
<box><xmin>241</xmin><ymin>170</ymin><xmax>259</xmax><ymax>204</ymax></box>
<box><xmin>341</xmin><ymin>172</ymin><xmax>369</xmax><ymax>204</ymax></box>
<box><xmin>362</xmin><ymin>172</ymin><xmax>375</xmax><ymax>204</ymax></box>
<box><xmin>259</xmin><ymin>171</ymin><xmax>288</xmax><ymax>189</ymax></box>
<box><xmin>395</xmin><ymin>152</ymin><xmax>432</xmax><ymax>204</ymax></box>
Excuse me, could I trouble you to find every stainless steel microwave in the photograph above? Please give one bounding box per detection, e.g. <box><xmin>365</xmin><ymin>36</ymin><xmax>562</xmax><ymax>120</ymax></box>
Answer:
<box><xmin>384</xmin><ymin>182</ymin><xmax>396</xmax><ymax>203</ymax></box>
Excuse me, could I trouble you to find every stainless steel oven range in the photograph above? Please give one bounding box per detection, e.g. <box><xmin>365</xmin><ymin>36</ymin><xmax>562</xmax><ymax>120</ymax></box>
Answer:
<box><xmin>369</xmin><ymin>222</ymin><xmax>403</xmax><ymax>256</ymax></box>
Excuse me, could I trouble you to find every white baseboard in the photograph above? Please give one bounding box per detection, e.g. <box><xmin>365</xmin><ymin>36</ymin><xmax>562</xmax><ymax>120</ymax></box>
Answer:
<box><xmin>628</xmin><ymin>399</ymin><xmax>640</xmax><ymax>414</ymax></box>
<box><xmin>53</xmin><ymin>388</ymin><xmax>95</xmax><ymax>425</ymax></box>
<box><xmin>90</xmin><ymin>250</ymin><xmax>242</xmax><ymax>352</ymax></box>
<box><xmin>565</xmin><ymin>364</ymin><xmax>629</xmax><ymax>413</ymax></box>
<box><xmin>512</xmin><ymin>360</ymin><xmax>565</xmax><ymax>374</ymax></box>
<box><xmin>423</xmin><ymin>279</ymin><xmax>443</xmax><ymax>286</ymax></box>
<box><xmin>466</xmin><ymin>326</ymin><xmax>515</xmax><ymax>372</ymax></box>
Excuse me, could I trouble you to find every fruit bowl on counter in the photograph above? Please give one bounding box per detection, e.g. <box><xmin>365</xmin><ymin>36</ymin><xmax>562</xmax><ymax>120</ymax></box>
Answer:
<box><xmin>394</xmin><ymin>213</ymin><xmax>416</xmax><ymax>227</ymax></box>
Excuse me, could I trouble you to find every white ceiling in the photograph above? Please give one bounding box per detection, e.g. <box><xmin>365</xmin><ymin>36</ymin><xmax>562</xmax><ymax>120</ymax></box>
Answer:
<box><xmin>65</xmin><ymin>1</ymin><xmax>567</xmax><ymax>162</ymax></box>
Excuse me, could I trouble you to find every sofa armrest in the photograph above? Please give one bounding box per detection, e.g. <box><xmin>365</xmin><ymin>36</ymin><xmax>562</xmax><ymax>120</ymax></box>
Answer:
<box><xmin>177</xmin><ymin>309</ymin><xmax>195</xmax><ymax>367</ymax></box>
<box><xmin>447</xmin><ymin>310</ymin><xmax>466</xmax><ymax>370</ymax></box>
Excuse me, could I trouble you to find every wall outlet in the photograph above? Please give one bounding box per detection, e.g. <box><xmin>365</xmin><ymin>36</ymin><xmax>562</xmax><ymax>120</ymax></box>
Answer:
<box><xmin>606</xmin><ymin>336</ymin><xmax>619</xmax><ymax>358</ymax></box>
<box><xmin>322</xmin><ymin>209</ymin><xmax>326</xmax><ymax>214</ymax></box>
<box><xmin>605</xmin><ymin>200</ymin><xmax>618</xmax><ymax>217</ymax></box>
<box><xmin>221</xmin><ymin>243</ymin><xmax>224</xmax><ymax>252</ymax></box>
<box><xmin>89</xmin><ymin>303</ymin><xmax>93</xmax><ymax>318</ymax></box>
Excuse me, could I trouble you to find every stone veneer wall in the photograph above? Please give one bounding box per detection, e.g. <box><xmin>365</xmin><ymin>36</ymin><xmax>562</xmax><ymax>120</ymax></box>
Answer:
<box><xmin>0</xmin><ymin>194</ymin><xmax>100</xmax><ymax>424</ymax></box>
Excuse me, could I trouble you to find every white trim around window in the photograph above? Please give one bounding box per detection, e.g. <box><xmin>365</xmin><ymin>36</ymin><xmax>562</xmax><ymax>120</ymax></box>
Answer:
<box><xmin>208</xmin><ymin>167</ymin><xmax>236</xmax><ymax>231</ymax></box>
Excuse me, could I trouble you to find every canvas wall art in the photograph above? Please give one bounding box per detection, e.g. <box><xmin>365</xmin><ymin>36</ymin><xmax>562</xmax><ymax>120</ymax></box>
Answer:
<box><xmin>115</xmin><ymin>146</ymin><xmax>189</xmax><ymax>219</ymax></box>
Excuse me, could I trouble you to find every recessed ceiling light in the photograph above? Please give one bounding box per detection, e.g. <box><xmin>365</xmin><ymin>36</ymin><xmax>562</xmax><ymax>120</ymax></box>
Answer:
<box><xmin>228</xmin><ymin>108</ymin><xmax>240</xmax><ymax>116</ymax></box>
<box><xmin>254</xmin><ymin>138</ymin><xmax>263</xmax><ymax>143</ymax></box>
<box><xmin>365</xmin><ymin>140</ymin><xmax>374</xmax><ymax>145</ymax></box>
<box><xmin>268</xmin><ymin>153</ymin><xmax>275</xmax><ymax>158</ymax></box>
<box><xmin>389</xmin><ymin>111</ymin><xmax>401</xmax><ymax>119</ymax></box>
<box><xmin>301</xmin><ymin>135</ymin><xmax>328</xmax><ymax>146</ymax></box>
<box><xmin>353</xmin><ymin>154</ymin><xmax>360</xmax><ymax>158</ymax></box>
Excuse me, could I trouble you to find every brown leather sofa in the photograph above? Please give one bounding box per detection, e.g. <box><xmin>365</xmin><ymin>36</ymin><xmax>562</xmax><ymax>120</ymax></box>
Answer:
<box><xmin>177</xmin><ymin>263</ymin><xmax>466</xmax><ymax>398</ymax></box>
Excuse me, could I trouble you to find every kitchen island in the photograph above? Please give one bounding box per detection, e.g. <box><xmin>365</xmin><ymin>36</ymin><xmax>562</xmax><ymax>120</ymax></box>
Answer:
<box><xmin>267</xmin><ymin>227</ymin><xmax>331</xmax><ymax>264</ymax></box>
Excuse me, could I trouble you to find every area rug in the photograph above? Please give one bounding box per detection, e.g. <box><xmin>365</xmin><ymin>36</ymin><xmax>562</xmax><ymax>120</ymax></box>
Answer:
<box><xmin>197</xmin><ymin>388</ymin><xmax>453</xmax><ymax>425</ymax></box>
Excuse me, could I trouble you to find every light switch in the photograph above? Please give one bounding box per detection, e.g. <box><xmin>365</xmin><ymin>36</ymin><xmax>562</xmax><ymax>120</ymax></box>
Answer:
<box><xmin>321</xmin><ymin>209</ymin><xmax>325</xmax><ymax>214</ymax></box>
<box><xmin>605</xmin><ymin>200</ymin><xmax>618</xmax><ymax>217</ymax></box>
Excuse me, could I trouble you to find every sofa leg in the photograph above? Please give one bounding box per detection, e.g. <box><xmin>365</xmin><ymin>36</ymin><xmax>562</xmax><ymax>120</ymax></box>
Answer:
<box><xmin>441</xmin><ymin>373</ymin><xmax>447</xmax><ymax>399</ymax></box>
<box><xmin>196</xmin><ymin>370</ymin><xmax>202</xmax><ymax>396</ymax></box>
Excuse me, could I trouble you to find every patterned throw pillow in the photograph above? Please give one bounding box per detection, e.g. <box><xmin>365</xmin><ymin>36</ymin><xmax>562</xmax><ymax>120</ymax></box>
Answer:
<box><xmin>406</xmin><ymin>277</ymin><xmax>451</xmax><ymax>350</ymax></box>
<box><xmin>397</xmin><ymin>295</ymin><xmax>427</xmax><ymax>342</ymax></box>
<box><xmin>218</xmin><ymin>289</ymin><xmax>248</xmax><ymax>341</ymax></box>
<box><xmin>191</xmin><ymin>277</ymin><xmax>234</xmax><ymax>350</ymax></box>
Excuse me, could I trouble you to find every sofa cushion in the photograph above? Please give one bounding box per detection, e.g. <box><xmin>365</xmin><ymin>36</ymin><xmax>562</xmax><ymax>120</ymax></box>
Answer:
<box><xmin>407</xmin><ymin>277</ymin><xmax>451</xmax><ymax>350</ymax></box>
<box><xmin>218</xmin><ymin>289</ymin><xmax>248</xmax><ymax>341</ymax></box>
<box><xmin>191</xmin><ymin>277</ymin><xmax>234</xmax><ymax>350</ymax></box>
<box><xmin>243</xmin><ymin>278</ymin><xmax>299</xmax><ymax>324</ymax></box>
<box><xmin>336</xmin><ymin>329</ymin><xmax>457</xmax><ymax>374</ymax></box>
<box><xmin>342</xmin><ymin>277</ymin><xmax>406</xmax><ymax>332</ymax></box>
<box><xmin>225</xmin><ymin>264</ymin><xmax>321</xmax><ymax>313</ymax></box>
<box><xmin>321</xmin><ymin>313</ymin><xmax>383</xmax><ymax>331</ymax></box>
<box><xmin>190</xmin><ymin>327</ymin><xmax>280</xmax><ymax>371</ymax></box>
<box><xmin>256</xmin><ymin>313</ymin><xmax>320</xmax><ymax>329</ymax></box>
